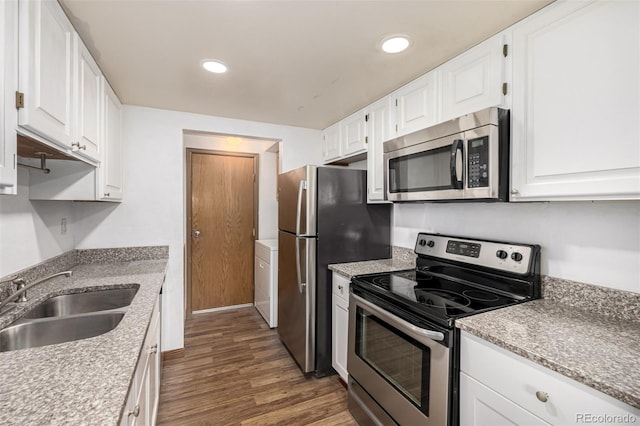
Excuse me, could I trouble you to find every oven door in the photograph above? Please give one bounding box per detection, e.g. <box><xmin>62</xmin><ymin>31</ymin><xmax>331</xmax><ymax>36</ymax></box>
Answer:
<box><xmin>348</xmin><ymin>293</ymin><xmax>450</xmax><ymax>426</ymax></box>
<box><xmin>385</xmin><ymin>133</ymin><xmax>465</xmax><ymax>201</ymax></box>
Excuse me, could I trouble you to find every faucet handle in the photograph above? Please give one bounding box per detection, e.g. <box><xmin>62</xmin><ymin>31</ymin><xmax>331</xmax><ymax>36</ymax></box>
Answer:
<box><xmin>13</xmin><ymin>279</ymin><xmax>27</xmax><ymax>303</ymax></box>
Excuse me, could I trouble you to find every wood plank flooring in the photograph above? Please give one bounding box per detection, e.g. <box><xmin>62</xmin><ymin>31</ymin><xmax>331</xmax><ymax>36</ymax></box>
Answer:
<box><xmin>157</xmin><ymin>307</ymin><xmax>356</xmax><ymax>425</ymax></box>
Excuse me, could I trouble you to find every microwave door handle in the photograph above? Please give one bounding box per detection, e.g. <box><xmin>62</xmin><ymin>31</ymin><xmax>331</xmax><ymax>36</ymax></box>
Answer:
<box><xmin>450</xmin><ymin>139</ymin><xmax>464</xmax><ymax>189</ymax></box>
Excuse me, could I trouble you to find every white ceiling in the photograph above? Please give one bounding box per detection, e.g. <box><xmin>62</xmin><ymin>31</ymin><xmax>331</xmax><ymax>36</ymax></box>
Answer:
<box><xmin>60</xmin><ymin>0</ymin><xmax>553</xmax><ymax>130</ymax></box>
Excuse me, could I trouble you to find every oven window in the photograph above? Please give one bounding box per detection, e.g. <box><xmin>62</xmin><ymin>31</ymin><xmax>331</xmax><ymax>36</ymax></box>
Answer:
<box><xmin>355</xmin><ymin>306</ymin><xmax>430</xmax><ymax>415</ymax></box>
<box><xmin>388</xmin><ymin>145</ymin><xmax>452</xmax><ymax>193</ymax></box>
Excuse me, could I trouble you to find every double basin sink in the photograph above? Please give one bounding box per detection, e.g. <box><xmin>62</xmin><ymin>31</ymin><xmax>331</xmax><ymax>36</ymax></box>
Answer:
<box><xmin>0</xmin><ymin>286</ymin><xmax>138</xmax><ymax>352</ymax></box>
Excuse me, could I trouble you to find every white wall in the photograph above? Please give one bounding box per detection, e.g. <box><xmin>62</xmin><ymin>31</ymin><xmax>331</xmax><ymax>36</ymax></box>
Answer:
<box><xmin>74</xmin><ymin>106</ymin><xmax>321</xmax><ymax>351</ymax></box>
<box><xmin>393</xmin><ymin>201</ymin><xmax>640</xmax><ymax>293</ymax></box>
<box><xmin>183</xmin><ymin>132</ymin><xmax>279</xmax><ymax>239</ymax></box>
<box><xmin>0</xmin><ymin>168</ymin><xmax>75</xmax><ymax>277</ymax></box>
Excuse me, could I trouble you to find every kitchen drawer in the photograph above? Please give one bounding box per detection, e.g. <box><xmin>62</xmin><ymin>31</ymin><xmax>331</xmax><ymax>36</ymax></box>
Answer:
<box><xmin>332</xmin><ymin>273</ymin><xmax>350</xmax><ymax>303</ymax></box>
<box><xmin>460</xmin><ymin>332</ymin><xmax>639</xmax><ymax>424</ymax></box>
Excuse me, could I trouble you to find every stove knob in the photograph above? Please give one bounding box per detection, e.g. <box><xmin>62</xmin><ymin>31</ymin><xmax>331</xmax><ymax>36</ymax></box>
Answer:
<box><xmin>511</xmin><ymin>252</ymin><xmax>523</xmax><ymax>262</ymax></box>
<box><xmin>418</xmin><ymin>239</ymin><xmax>427</xmax><ymax>247</ymax></box>
<box><xmin>427</xmin><ymin>240</ymin><xmax>435</xmax><ymax>248</ymax></box>
<box><xmin>496</xmin><ymin>250</ymin><xmax>508</xmax><ymax>259</ymax></box>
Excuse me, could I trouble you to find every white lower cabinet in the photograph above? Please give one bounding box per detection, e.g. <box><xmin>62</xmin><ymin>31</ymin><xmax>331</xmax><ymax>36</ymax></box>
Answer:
<box><xmin>510</xmin><ymin>0</ymin><xmax>640</xmax><ymax>201</ymax></box>
<box><xmin>460</xmin><ymin>331</ymin><xmax>640</xmax><ymax>425</ymax></box>
<box><xmin>121</xmin><ymin>294</ymin><xmax>161</xmax><ymax>426</ymax></box>
<box><xmin>331</xmin><ymin>272</ymin><xmax>349</xmax><ymax>382</ymax></box>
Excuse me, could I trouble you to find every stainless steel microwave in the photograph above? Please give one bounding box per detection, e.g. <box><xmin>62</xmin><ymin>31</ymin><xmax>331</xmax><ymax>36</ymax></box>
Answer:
<box><xmin>384</xmin><ymin>107</ymin><xmax>510</xmax><ymax>202</ymax></box>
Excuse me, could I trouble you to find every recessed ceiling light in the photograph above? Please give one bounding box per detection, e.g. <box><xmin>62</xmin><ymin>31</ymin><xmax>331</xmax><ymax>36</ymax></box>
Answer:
<box><xmin>381</xmin><ymin>36</ymin><xmax>410</xmax><ymax>54</ymax></box>
<box><xmin>202</xmin><ymin>60</ymin><xmax>228</xmax><ymax>74</ymax></box>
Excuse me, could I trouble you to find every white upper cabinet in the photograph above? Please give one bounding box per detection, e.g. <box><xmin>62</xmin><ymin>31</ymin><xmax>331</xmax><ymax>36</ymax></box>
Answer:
<box><xmin>0</xmin><ymin>0</ymin><xmax>18</xmax><ymax>194</ymax></box>
<box><xmin>101</xmin><ymin>80</ymin><xmax>123</xmax><ymax>201</ymax></box>
<box><xmin>441</xmin><ymin>32</ymin><xmax>509</xmax><ymax>121</ymax></box>
<box><xmin>341</xmin><ymin>108</ymin><xmax>367</xmax><ymax>157</ymax></box>
<box><xmin>74</xmin><ymin>34</ymin><xmax>102</xmax><ymax>162</ymax></box>
<box><xmin>510</xmin><ymin>0</ymin><xmax>640</xmax><ymax>201</ymax></box>
<box><xmin>366</xmin><ymin>96</ymin><xmax>393</xmax><ymax>202</ymax></box>
<box><xmin>18</xmin><ymin>0</ymin><xmax>75</xmax><ymax>149</ymax></box>
<box><xmin>321</xmin><ymin>121</ymin><xmax>341</xmax><ymax>163</ymax></box>
<box><xmin>393</xmin><ymin>70</ymin><xmax>439</xmax><ymax>137</ymax></box>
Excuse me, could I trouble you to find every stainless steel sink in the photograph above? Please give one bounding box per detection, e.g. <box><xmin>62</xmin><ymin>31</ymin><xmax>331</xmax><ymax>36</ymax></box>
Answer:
<box><xmin>21</xmin><ymin>287</ymin><xmax>138</xmax><ymax>319</ymax></box>
<box><xmin>0</xmin><ymin>312</ymin><xmax>125</xmax><ymax>352</ymax></box>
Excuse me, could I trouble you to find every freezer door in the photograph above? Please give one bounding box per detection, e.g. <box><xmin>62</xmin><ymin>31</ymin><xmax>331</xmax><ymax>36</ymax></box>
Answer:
<box><xmin>278</xmin><ymin>165</ymin><xmax>317</xmax><ymax>236</ymax></box>
<box><xmin>277</xmin><ymin>231</ymin><xmax>316</xmax><ymax>373</ymax></box>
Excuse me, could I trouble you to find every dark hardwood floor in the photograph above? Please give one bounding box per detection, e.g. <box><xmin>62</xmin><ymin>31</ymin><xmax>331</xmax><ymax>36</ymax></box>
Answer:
<box><xmin>157</xmin><ymin>307</ymin><xmax>356</xmax><ymax>425</ymax></box>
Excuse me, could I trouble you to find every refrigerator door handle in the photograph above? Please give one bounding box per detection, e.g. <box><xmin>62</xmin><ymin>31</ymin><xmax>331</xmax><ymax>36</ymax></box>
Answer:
<box><xmin>296</xmin><ymin>180</ymin><xmax>307</xmax><ymax>236</ymax></box>
<box><xmin>295</xmin><ymin>237</ymin><xmax>306</xmax><ymax>293</ymax></box>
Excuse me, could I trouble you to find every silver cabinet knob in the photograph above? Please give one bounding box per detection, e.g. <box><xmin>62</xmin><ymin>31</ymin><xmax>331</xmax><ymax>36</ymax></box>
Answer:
<box><xmin>535</xmin><ymin>391</ymin><xmax>549</xmax><ymax>403</ymax></box>
<box><xmin>72</xmin><ymin>142</ymin><xmax>87</xmax><ymax>151</ymax></box>
<box><xmin>194</xmin><ymin>230</ymin><xmax>201</xmax><ymax>238</ymax></box>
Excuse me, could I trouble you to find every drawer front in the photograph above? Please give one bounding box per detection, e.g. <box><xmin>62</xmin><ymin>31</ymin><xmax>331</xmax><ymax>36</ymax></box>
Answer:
<box><xmin>332</xmin><ymin>273</ymin><xmax>349</xmax><ymax>302</ymax></box>
<box><xmin>460</xmin><ymin>332</ymin><xmax>640</xmax><ymax>424</ymax></box>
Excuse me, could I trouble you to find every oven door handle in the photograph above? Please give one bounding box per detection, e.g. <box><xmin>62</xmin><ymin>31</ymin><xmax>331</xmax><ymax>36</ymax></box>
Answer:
<box><xmin>352</xmin><ymin>293</ymin><xmax>445</xmax><ymax>342</ymax></box>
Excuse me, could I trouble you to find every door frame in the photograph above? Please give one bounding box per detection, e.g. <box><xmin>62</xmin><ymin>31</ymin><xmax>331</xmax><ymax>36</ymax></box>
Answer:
<box><xmin>185</xmin><ymin>148</ymin><xmax>259</xmax><ymax>317</ymax></box>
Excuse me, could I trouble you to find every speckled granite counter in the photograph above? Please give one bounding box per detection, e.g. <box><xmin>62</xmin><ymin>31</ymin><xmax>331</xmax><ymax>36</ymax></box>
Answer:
<box><xmin>0</xmin><ymin>247</ymin><xmax>168</xmax><ymax>425</ymax></box>
<box><xmin>458</xmin><ymin>276</ymin><xmax>640</xmax><ymax>410</ymax></box>
<box><xmin>328</xmin><ymin>246</ymin><xmax>416</xmax><ymax>279</ymax></box>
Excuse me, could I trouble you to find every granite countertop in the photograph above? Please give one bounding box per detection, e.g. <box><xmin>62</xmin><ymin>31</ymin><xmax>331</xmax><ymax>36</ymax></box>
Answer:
<box><xmin>328</xmin><ymin>246</ymin><xmax>416</xmax><ymax>279</ymax></box>
<box><xmin>0</xmin><ymin>248</ymin><xmax>168</xmax><ymax>425</ymax></box>
<box><xmin>458</xmin><ymin>277</ymin><xmax>640</xmax><ymax>410</ymax></box>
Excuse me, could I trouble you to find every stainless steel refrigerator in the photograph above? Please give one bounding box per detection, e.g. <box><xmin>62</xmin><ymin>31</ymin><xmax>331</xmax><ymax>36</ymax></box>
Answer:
<box><xmin>278</xmin><ymin>165</ymin><xmax>391</xmax><ymax>377</ymax></box>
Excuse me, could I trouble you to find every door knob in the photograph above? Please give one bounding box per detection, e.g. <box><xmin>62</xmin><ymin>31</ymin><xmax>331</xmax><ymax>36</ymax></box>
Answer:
<box><xmin>193</xmin><ymin>230</ymin><xmax>201</xmax><ymax>238</ymax></box>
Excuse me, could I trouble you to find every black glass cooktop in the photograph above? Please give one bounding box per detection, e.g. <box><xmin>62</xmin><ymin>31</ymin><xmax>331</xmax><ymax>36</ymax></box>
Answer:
<box><xmin>353</xmin><ymin>269</ymin><xmax>523</xmax><ymax>327</ymax></box>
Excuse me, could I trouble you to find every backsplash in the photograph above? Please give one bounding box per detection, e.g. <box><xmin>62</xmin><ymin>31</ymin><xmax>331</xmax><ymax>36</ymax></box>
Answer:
<box><xmin>542</xmin><ymin>276</ymin><xmax>640</xmax><ymax>322</ymax></box>
<box><xmin>0</xmin><ymin>246</ymin><xmax>169</xmax><ymax>303</ymax></box>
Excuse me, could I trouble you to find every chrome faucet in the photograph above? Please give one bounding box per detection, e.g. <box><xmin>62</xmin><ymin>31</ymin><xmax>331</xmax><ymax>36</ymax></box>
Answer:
<box><xmin>0</xmin><ymin>271</ymin><xmax>73</xmax><ymax>312</ymax></box>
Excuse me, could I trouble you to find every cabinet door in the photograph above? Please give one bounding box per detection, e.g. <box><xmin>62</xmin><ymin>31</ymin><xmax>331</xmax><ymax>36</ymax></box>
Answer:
<box><xmin>441</xmin><ymin>33</ymin><xmax>507</xmax><ymax>121</ymax></box>
<box><xmin>321</xmin><ymin>122</ymin><xmax>341</xmax><ymax>163</ymax></box>
<box><xmin>511</xmin><ymin>0</ymin><xmax>640</xmax><ymax>201</ymax></box>
<box><xmin>18</xmin><ymin>0</ymin><xmax>75</xmax><ymax>149</ymax></box>
<box><xmin>460</xmin><ymin>372</ymin><xmax>551</xmax><ymax>426</ymax></box>
<box><xmin>0</xmin><ymin>0</ymin><xmax>17</xmax><ymax>193</ymax></box>
<box><xmin>341</xmin><ymin>109</ymin><xmax>366</xmax><ymax>157</ymax></box>
<box><xmin>331</xmin><ymin>293</ymin><xmax>349</xmax><ymax>382</ymax></box>
<box><xmin>101</xmin><ymin>80</ymin><xmax>123</xmax><ymax>200</ymax></box>
<box><xmin>74</xmin><ymin>34</ymin><xmax>101</xmax><ymax>162</ymax></box>
<box><xmin>394</xmin><ymin>70</ymin><xmax>438</xmax><ymax>137</ymax></box>
<box><xmin>366</xmin><ymin>96</ymin><xmax>393</xmax><ymax>202</ymax></box>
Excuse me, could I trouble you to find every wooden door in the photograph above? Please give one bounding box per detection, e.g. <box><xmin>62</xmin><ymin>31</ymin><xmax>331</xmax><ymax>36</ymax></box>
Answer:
<box><xmin>190</xmin><ymin>152</ymin><xmax>256</xmax><ymax>312</ymax></box>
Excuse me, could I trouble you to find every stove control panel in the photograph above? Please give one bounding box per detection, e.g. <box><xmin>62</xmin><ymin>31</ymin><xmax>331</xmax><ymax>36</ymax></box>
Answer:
<box><xmin>415</xmin><ymin>233</ymin><xmax>537</xmax><ymax>275</ymax></box>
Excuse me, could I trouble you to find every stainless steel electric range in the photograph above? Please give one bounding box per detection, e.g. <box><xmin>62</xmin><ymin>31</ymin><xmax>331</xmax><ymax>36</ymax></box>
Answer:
<box><xmin>347</xmin><ymin>232</ymin><xmax>541</xmax><ymax>426</ymax></box>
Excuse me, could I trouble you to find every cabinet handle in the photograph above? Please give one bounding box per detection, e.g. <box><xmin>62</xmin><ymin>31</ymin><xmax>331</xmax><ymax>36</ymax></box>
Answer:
<box><xmin>148</xmin><ymin>344</ymin><xmax>158</xmax><ymax>354</ymax></box>
<box><xmin>72</xmin><ymin>142</ymin><xmax>87</xmax><ymax>151</ymax></box>
<box><xmin>535</xmin><ymin>391</ymin><xmax>549</xmax><ymax>403</ymax></box>
<box><xmin>338</xmin><ymin>285</ymin><xmax>343</xmax><ymax>291</ymax></box>
<box><xmin>128</xmin><ymin>405</ymin><xmax>140</xmax><ymax>417</ymax></box>
<box><xmin>511</xmin><ymin>188</ymin><xmax>519</xmax><ymax>195</ymax></box>
<box><xmin>104</xmin><ymin>192</ymin><xmax>110</xmax><ymax>197</ymax></box>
